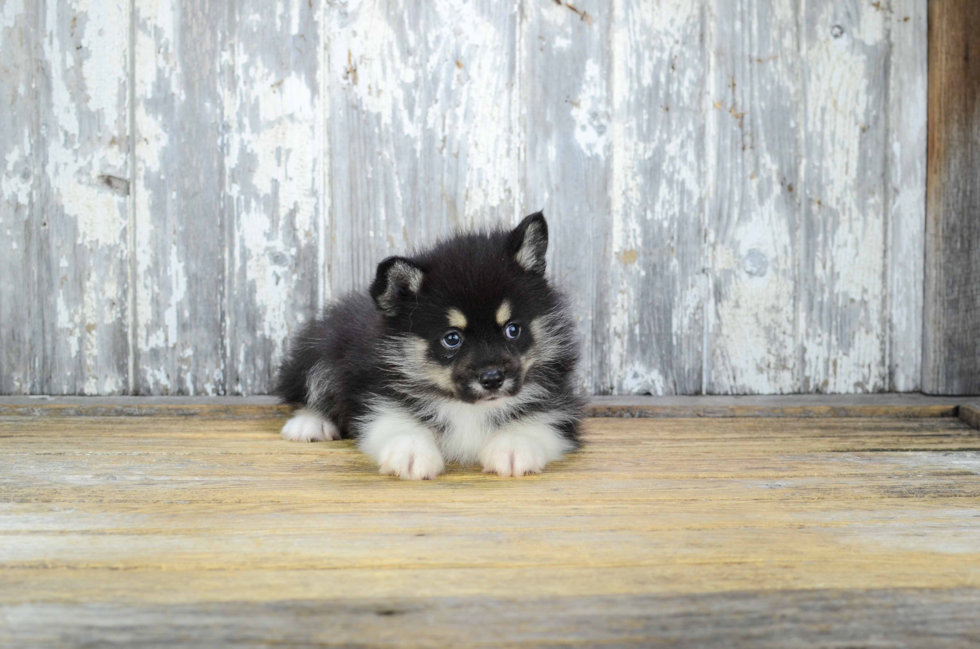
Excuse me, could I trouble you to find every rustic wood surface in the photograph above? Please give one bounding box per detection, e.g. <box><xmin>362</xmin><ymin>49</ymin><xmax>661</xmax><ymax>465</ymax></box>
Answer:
<box><xmin>960</xmin><ymin>403</ymin><xmax>980</xmax><ymax>431</ymax></box>
<box><xmin>0</xmin><ymin>0</ymin><xmax>934</xmax><ymax>397</ymax></box>
<box><xmin>602</xmin><ymin>0</ymin><xmax>704</xmax><ymax>396</ymax></box>
<box><xmin>133</xmin><ymin>0</ymin><xmax>231</xmax><ymax>396</ymax></box>
<box><xmin>924</xmin><ymin>0</ymin><xmax>980</xmax><ymax>395</ymax></box>
<box><xmin>0</xmin><ymin>0</ymin><xmax>39</xmax><ymax>394</ymax></box>
<box><xmin>800</xmin><ymin>0</ymin><xmax>889</xmax><ymax>394</ymax></box>
<box><xmin>705</xmin><ymin>0</ymin><xmax>798</xmax><ymax>396</ymax></box>
<box><xmin>0</xmin><ymin>394</ymin><xmax>968</xmax><ymax>419</ymax></box>
<box><xmin>526</xmin><ymin>0</ymin><xmax>609</xmax><ymax>395</ymax></box>
<box><xmin>0</xmin><ymin>0</ymin><xmax>133</xmax><ymax>395</ymax></box>
<box><xmin>887</xmin><ymin>0</ymin><xmax>928</xmax><ymax>392</ymax></box>
<box><xmin>1</xmin><ymin>413</ymin><xmax>979</xmax><ymax>646</ymax></box>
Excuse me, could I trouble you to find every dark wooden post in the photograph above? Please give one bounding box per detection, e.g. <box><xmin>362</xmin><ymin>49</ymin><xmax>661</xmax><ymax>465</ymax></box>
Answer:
<box><xmin>924</xmin><ymin>0</ymin><xmax>980</xmax><ymax>394</ymax></box>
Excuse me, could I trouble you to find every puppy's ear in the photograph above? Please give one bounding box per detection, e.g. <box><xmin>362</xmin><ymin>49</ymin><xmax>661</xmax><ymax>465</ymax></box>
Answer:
<box><xmin>370</xmin><ymin>256</ymin><xmax>425</xmax><ymax>315</ymax></box>
<box><xmin>507</xmin><ymin>211</ymin><xmax>549</xmax><ymax>275</ymax></box>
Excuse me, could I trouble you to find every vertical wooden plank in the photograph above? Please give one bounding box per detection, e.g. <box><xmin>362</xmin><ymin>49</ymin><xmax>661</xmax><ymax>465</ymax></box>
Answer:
<box><xmin>799</xmin><ymin>1</ymin><xmax>889</xmax><ymax>393</ymax></box>
<box><xmin>704</xmin><ymin>0</ymin><xmax>801</xmax><ymax>394</ymax></box>
<box><xmin>525</xmin><ymin>0</ymin><xmax>609</xmax><ymax>394</ymax></box>
<box><xmin>35</xmin><ymin>0</ymin><xmax>132</xmax><ymax>394</ymax></box>
<box><xmin>414</xmin><ymin>1</ymin><xmax>521</xmax><ymax>235</ymax></box>
<box><xmin>596</xmin><ymin>0</ymin><xmax>704</xmax><ymax>395</ymax></box>
<box><xmin>133</xmin><ymin>0</ymin><xmax>227</xmax><ymax>394</ymax></box>
<box><xmin>326</xmin><ymin>0</ymin><xmax>520</xmax><ymax>298</ymax></box>
<box><xmin>0</xmin><ymin>0</ymin><xmax>39</xmax><ymax>394</ymax></box>
<box><xmin>223</xmin><ymin>0</ymin><xmax>324</xmax><ymax>395</ymax></box>
<box><xmin>0</xmin><ymin>0</ymin><xmax>934</xmax><ymax>397</ymax></box>
<box><xmin>924</xmin><ymin>0</ymin><xmax>980</xmax><ymax>395</ymax></box>
<box><xmin>325</xmin><ymin>0</ymin><xmax>418</xmax><ymax>298</ymax></box>
<box><xmin>885</xmin><ymin>0</ymin><xmax>926</xmax><ymax>392</ymax></box>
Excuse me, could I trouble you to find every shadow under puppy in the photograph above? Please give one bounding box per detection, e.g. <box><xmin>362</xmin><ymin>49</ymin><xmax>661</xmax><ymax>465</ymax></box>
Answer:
<box><xmin>274</xmin><ymin>212</ymin><xmax>584</xmax><ymax>479</ymax></box>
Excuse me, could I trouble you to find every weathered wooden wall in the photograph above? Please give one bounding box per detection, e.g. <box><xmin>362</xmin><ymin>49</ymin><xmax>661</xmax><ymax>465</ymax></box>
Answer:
<box><xmin>924</xmin><ymin>0</ymin><xmax>980</xmax><ymax>395</ymax></box>
<box><xmin>0</xmin><ymin>0</ymin><xmax>931</xmax><ymax>396</ymax></box>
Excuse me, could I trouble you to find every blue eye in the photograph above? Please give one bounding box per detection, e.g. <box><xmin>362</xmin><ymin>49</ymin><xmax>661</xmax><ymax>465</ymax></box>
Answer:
<box><xmin>504</xmin><ymin>322</ymin><xmax>522</xmax><ymax>340</ymax></box>
<box><xmin>441</xmin><ymin>331</ymin><xmax>462</xmax><ymax>349</ymax></box>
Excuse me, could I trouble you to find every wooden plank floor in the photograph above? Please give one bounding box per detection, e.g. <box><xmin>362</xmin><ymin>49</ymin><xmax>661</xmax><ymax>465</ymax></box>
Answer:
<box><xmin>2</xmin><ymin>413</ymin><xmax>980</xmax><ymax>647</ymax></box>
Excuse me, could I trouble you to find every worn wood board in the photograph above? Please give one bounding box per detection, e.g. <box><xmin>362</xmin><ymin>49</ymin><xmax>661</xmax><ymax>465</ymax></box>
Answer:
<box><xmin>923</xmin><ymin>0</ymin><xmax>980</xmax><ymax>395</ymax></box>
<box><xmin>960</xmin><ymin>403</ymin><xmax>980</xmax><ymax>431</ymax></box>
<box><xmin>0</xmin><ymin>0</ymin><xmax>936</xmax><ymax>397</ymax></box>
<box><xmin>524</xmin><ymin>0</ymin><xmax>607</xmax><ymax>394</ymax></box>
<box><xmin>887</xmin><ymin>0</ymin><xmax>928</xmax><ymax>392</ymax></box>
<box><xmin>132</xmin><ymin>0</ymin><xmax>228</xmax><ymax>395</ymax></box>
<box><xmin>704</xmin><ymin>0</ymin><xmax>800</xmax><ymax>395</ymax></box>
<box><xmin>3</xmin><ymin>590</ymin><xmax>979</xmax><ymax>648</ymax></box>
<box><xmin>599</xmin><ymin>0</ymin><xmax>704</xmax><ymax>396</ymax></box>
<box><xmin>1</xmin><ymin>414</ymin><xmax>978</xmax><ymax>645</ymax></box>
<box><xmin>0</xmin><ymin>0</ymin><xmax>40</xmax><ymax>394</ymax></box>
<box><xmin>0</xmin><ymin>394</ymin><xmax>968</xmax><ymax>419</ymax></box>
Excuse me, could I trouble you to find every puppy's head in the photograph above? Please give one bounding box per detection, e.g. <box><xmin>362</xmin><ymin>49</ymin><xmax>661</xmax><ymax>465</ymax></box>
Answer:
<box><xmin>371</xmin><ymin>212</ymin><xmax>558</xmax><ymax>404</ymax></box>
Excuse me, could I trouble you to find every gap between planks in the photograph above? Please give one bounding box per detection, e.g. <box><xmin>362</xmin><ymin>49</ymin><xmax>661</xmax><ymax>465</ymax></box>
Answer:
<box><xmin>0</xmin><ymin>394</ymin><xmax>976</xmax><ymax>427</ymax></box>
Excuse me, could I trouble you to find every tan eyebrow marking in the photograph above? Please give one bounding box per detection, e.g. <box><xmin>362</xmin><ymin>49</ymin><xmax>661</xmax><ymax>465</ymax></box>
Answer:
<box><xmin>446</xmin><ymin>308</ymin><xmax>468</xmax><ymax>329</ymax></box>
<box><xmin>495</xmin><ymin>300</ymin><xmax>512</xmax><ymax>326</ymax></box>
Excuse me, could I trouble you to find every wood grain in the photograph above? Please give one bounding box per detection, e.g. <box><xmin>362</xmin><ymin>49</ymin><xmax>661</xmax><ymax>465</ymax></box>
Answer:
<box><xmin>1</xmin><ymin>414</ymin><xmax>978</xmax><ymax>645</ymax></box>
<box><xmin>960</xmin><ymin>404</ymin><xmax>980</xmax><ymax>431</ymax></box>
<box><xmin>326</xmin><ymin>0</ymin><xmax>520</xmax><ymax>299</ymax></box>
<box><xmin>800</xmin><ymin>1</ymin><xmax>889</xmax><ymax>393</ymax></box>
<box><xmin>598</xmin><ymin>0</ymin><xmax>705</xmax><ymax>396</ymax></box>
<box><xmin>704</xmin><ymin>0</ymin><xmax>800</xmax><ymax>394</ymax></box>
<box><xmin>524</xmin><ymin>0</ymin><xmax>608</xmax><ymax>395</ymax></box>
<box><xmin>223</xmin><ymin>0</ymin><xmax>324</xmax><ymax>395</ymax></box>
<box><xmin>0</xmin><ymin>0</ymin><xmax>939</xmax><ymax>397</ymax></box>
<box><xmin>42</xmin><ymin>0</ymin><xmax>133</xmax><ymax>396</ymax></box>
<box><xmin>0</xmin><ymin>0</ymin><xmax>40</xmax><ymax>394</ymax></box>
<box><xmin>887</xmin><ymin>0</ymin><xmax>927</xmax><ymax>392</ymax></box>
<box><xmin>4</xmin><ymin>590</ymin><xmax>977</xmax><ymax>648</ymax></box>
<box><xmin>133</xmin><ymin>0</ymin><xmax>228</xmax><ymax>395</ymax></box>
<box><xmin>924</xmin><ymin>0</ymin><xmax>980</xmax><ymax>395</ymax></box>
<box><xmin>0</xmin><ymin>394</ymin><xmax>967</xmax><ymax>419</ymax></box>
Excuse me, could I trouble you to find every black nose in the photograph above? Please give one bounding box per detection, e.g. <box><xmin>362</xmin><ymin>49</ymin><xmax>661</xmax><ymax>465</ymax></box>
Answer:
<box><xmin>479</xmin><ymin>370</ymin><xmax>504</xmax><ymax>390</ymax></box>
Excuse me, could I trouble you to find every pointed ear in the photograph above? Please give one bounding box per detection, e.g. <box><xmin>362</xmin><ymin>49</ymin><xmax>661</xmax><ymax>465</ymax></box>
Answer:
<box><xmin>507</xmin><ymin>211</ymin><xmax>549</xmax><ymax>275</ymax></box>
<box><xmin>370</xmin><ymin>256</ymin><xmax>425</xmax><ymax>315</ymax></box>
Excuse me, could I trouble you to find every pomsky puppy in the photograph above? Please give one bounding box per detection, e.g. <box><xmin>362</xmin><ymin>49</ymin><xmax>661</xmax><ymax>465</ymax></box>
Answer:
<box><xmin>274</xmin><ymin>212</ymin><xmax>584</xmax><ymax>479</ymax></box>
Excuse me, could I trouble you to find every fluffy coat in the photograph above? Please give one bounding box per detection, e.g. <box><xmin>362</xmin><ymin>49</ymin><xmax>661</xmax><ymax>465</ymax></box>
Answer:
<box><xmin>274</xmin><ymin>213</ymin><xmax>584</xmax><ymax>479</ymax></box>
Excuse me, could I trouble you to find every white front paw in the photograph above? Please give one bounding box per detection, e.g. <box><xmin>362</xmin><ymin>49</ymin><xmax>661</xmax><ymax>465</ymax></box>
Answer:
<box><xmin>281</xmin><ymin>408</ymin><xmax>341</xmax><ymax>442</ymax></box>
<box><xmin>480</xmin><ymin>433</ymin><xmax>548</xmax><ymax>477</ymax></box>
<box><xmin>378</xmin><ymin>435</ymin><xmax>445</xmax><ymax>480</ymax></box>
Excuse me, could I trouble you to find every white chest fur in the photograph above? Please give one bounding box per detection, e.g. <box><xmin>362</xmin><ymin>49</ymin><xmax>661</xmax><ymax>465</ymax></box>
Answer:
<box><xmin>429</xmin><ymin>400</ymin><xmax>508</xmax><ymax>463</ymax></box>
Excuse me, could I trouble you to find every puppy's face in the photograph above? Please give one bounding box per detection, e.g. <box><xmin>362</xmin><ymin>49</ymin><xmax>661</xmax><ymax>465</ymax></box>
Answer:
<box><xmin>425</xmin><ymin>298</ymin><xmax>532</xmax><ymax>403</ymax></box>
<box><xmin>371</xmin><ymin>213</ymin><xmax>555</xmax><ymax>404</ymax></box>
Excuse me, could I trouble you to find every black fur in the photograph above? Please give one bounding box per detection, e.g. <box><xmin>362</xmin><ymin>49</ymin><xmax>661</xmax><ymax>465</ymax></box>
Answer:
<box><xmin>274</xmin><ymin>212</ymin><xmax>584</xmax><ymax>446</ymax></box>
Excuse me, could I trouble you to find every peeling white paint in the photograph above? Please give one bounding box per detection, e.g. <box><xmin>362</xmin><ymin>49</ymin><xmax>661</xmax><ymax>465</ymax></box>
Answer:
<box><xmin>606</xmin><ymin>0</ymin><xmax>703</xmax><ymax>394</ymax></box>
<box><xmin>67</xmin><ymin>181</ymin><xmax>126</xmax><ymax>247</ymax></box>
<box><xmin>132</xmin><ymin>0</ymin><xmax>197</xmax><ymax>395</ymax></box>
<box><xmin>2</xmin><ymin>0</ymin><xmax>929</xmax><ymax>396</ymax></box>
<box><xmin>331</xmin><ymin>0</ymin><xmax>518</xmax><ymax>234</ymax></box>
<box><xmin>801</xmin><ymin>1</ymin><xmax>888</xmax><ymax>393</ymax></box>
<box><xmin>31</xmin><ymin>0</ymin><xmax>132</xmax><ymax>393</ymax></box>
<box><xmin>886</xmin><ymin>0</ymin><xmax>927</xmax><ymax>392</ymax></box>
<box><xmin>571</xmin><ymin>60</ymin><xmax>608</xmax><ymax>158</ymax></box>
<box><xmin>1</xmin><ymin>144</ymin><xmax>32</xmax><ymax>205</ymax></box>
<box><xmin>221</xmin><ymin>0</ymin><xmax>324</xmax><ymax>394</ymax></box>
<box><xmin>703</xmin><ymin>0</ymin><xmax>802</xmax><ymax>394</ymax></box>
<box><xmin>621</xmin><ymin>363</ymin><xmax>667</xmax><ymax>395</ymax></box>
<box><xmin>56</xmin><ymin>293</ymin><xmax>79</xmax><ymax>359</ymax></box>
<box><xmin>77</xmin><ymin>0</ymin><xmax>128</xmax><ymax>125</ymax></box>
<box><xmin>1</xmin><ymin>0</ymin><xmax>25</xmax><ymax>31</ymax></box>
<box><xmin>163</xmin><ymin>240</ymin><xmax>186</xmax><ymax>351</ymax></box>
<box><xmin>447</xmin><ymin>0</ymin><xmax>519</xmax><ymax>220</ymax></box>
